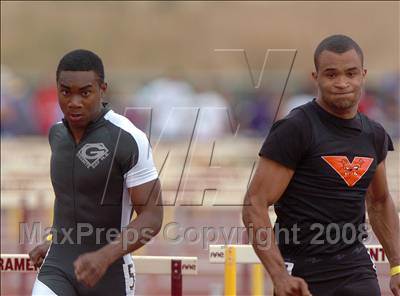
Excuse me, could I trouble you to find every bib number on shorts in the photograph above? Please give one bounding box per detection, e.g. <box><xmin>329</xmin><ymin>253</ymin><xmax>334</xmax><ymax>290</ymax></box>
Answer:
<box><xmin>285</xmin><ymin>262</ymin><xmax>294</xmax><ymax>275</ymax></box>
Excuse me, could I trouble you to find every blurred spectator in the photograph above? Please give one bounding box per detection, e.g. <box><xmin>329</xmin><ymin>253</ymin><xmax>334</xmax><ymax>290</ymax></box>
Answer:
<box><xmin>233</xmin><ymin>89</ymin><xmax>275</xmax><ymax>136</ymax></box>
<box><xmin>131</xmin><ymin>77</ymin><xmax>231</xmax><ymax>140</ymax></box>
<box><xmin>132</xmin><ymin>76</ymin><xmax>196</xmax><ymax>139</ymax></box>
<box><xmin>358</xmin><ymin>90</ymin><xmax>378</xmax><ymax>115</ymax></box>
<box><xmin>1</xmin><ymin>66</ymin><xmax>398</xmax><ymax>140</ymax></box>
<box><xmin>193</xmin><ymin>87</ymin><xmax>230</xmax><ymax>139</ymax></box>
<box><xmin>1</xmin><ymin>65</ymin><xmax>35</xmax><ymax>136</ymax></box>
<box><xmin>31</xmin><ymin>78</ymin><xmax>62</xmax><ymax>135</ymax></box>
<box><xmin>380</xmin><ymin>73</ymin><xmax>399</xmax><ymax>138</ymax></box>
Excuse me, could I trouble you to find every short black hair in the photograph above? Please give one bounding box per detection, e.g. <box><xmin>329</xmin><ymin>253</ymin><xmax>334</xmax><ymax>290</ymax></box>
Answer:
<box><xmin>314</xmin><ymin>34</ymin><xmax>364</xmax><ymax>70</ymax></box>
<box><xmin>56</xmin><ymin>49</ymin><xmax>105</xmax><ymax>82</ymax></box>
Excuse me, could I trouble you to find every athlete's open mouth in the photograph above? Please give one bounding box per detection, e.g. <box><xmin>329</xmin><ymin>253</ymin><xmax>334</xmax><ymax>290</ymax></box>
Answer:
<box><xmin>69</xmin><ymin>113</ymin><xmax>83</xmax><ymax>122</ymax></box>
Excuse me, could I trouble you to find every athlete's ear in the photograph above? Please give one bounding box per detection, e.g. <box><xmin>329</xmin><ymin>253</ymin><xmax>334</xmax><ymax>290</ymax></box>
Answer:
<box><xmin>311</xmin><ymin>71</ymin><xmax>318</xmax><ymax>81</ymax></box>
<box><xmin>362</xmin><ymin>68</ymin><xmax>367</xmax><ymax>77</ymax></box>
<box><xmin>99</xmin><ymin>82</ymin><xmax>108</xmax><ymax>97</ymax></box>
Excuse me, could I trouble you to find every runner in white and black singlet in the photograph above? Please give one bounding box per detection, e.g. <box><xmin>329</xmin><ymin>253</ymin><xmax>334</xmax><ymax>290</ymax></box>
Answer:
<box><xmin>29</xmin><ymin>49</ymin><xmax>163</xmax><ymax>296</ymax></box>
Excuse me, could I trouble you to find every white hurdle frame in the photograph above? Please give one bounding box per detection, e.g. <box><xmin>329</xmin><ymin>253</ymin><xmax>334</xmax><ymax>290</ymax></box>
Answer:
<box><xmin>1</xmin><ymin>254</ymin><xmax>198</xmax><ymax>296</ymax></box>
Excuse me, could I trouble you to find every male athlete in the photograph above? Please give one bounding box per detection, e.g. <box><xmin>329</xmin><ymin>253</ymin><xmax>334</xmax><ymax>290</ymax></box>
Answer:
<box><xmin>28</xmin><ymin>49</ymin><xmax>163</xmax><ymax>295</ymax></box>
<box><xmin>242</xmin><ymin>35</ymin><xmax>400</xmax><ymax>296</ymax></box>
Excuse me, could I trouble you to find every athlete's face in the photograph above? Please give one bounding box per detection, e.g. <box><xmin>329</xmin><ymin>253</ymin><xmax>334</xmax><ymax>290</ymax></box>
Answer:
<box><xmin>57</xmin><ymin>71</ymin><xmax>107</xmax><ymax>129</ymax></box>
<box><xmin>312</xmin><ymin>49</ymin><xmax>366</xmax><ymax>113</ymax></box>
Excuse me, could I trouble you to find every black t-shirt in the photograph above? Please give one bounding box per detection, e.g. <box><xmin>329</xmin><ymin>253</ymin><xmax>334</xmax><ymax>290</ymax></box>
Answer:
<box><xmin>260</xmin><ymin>100</ymin><xmax>393</xmax><ymax>169</ymax></box>
<box><xmin>259</xmin><ymin>99</ymin><xmax>394</xmax><ymax>280</ymax></box>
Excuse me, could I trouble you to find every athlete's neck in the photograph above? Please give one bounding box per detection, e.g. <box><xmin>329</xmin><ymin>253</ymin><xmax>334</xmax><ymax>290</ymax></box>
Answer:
<box><xmin>70</xmin><ymin>127</ymin><xmax>86</xmax><ymax>144</ymax></box>
<box><xmin>68</xmin><ymin>107</ymin><xmax>103</xmax><ymax>144</ymax></box>
<box><xmin>315</xmin><ymin>97</ymin><xmax>358</xmax><ymax>119</ymax></box>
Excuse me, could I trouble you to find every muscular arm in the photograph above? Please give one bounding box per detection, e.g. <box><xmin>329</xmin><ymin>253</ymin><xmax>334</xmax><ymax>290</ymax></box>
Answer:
<box><xmin>74</xmin><ymin>179</ymin><xmax>163</xmax><ymax>287</ymax></box>
<box><xmin>366</xmin><ymin>160</ymin><xmax>400</xmax><ymax>267</ymax></box>
<box><xmin>242</xmin><ymin>157</ymin><xmax>310</xmax><ymax>295</ymax></box>
<box><xmin>100</xmin><ymin>178</ymin><xmax>163</xmax><ymax>265</ymax></box>
<box><xmin>242</xmin><ymin>157</ymin><xmax>293</xmax><ymax>280</ymax></box>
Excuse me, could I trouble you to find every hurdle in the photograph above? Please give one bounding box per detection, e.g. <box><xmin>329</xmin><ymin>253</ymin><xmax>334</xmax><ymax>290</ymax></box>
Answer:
<box><xmin>209</xmin><ymin>244</ymin><xmax>387</xmax><ymax>296</ymax></box>
<box><xmin>1</xmin><ymin>254</ymin><xmax>198</xmax><ymax>296</ymax></box>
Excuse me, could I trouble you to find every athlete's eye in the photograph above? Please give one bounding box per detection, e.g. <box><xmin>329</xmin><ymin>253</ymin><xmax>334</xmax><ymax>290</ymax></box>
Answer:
<box><xmin>347</xmin><ymin>72</ymin><xmax>356</xmax><ymax>78</ymax></box>
<box><xmin>60</xmin><ymin>90</ymin><xmax>69</xmax><ymax>96</ymax></box>
<box><xmin>81</xmin><ymin>91</ymin><xmax>91</xmax><ymax>97</ymax></box>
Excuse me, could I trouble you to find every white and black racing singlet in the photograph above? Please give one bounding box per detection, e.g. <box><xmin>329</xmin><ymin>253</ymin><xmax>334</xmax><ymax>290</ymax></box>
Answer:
<box><xmin>48</xmin><ymin>104</ymin><xmax>158</xmax><ymax>244</ymax></box>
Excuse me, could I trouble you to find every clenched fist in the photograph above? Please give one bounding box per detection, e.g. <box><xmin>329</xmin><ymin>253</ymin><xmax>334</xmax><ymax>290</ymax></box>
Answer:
<box><xmin>390</xmin><ymin>274</ymin><xmax>400</xmax><ymax>296</ymax></box>
<box><xmin>274</xmin><ymin>274</ymin><xmax>312</xmax><ymax>296</ymax></box>
<box><xmin>74</xmin><ymin>250</ymin><xmax>110</xmax><ymax>288</ymax></box>
<box><xmin>28</xmin><ymin>241</ymin><xmax>50</xmax><ymax>268</ymax></box>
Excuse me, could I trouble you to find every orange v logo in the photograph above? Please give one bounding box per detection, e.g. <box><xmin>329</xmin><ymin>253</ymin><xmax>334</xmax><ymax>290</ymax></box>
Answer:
<box><xmin>321</xmin><ymin>156</ymin><xmax>374</xmax><ymax>187</ymax></box>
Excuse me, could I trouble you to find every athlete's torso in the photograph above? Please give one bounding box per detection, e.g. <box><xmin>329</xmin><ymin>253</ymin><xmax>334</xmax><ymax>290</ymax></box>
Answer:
<box><xmin>259</xmin><ymin>99</ymin><xmax>393</xmax><ymax>280</ymax></box>
<box><xmin>275</xmin><ymin>100</ymin><xmax>379</xmax><ymax>257</ymax></box>
<box><xmin>49</xmin><ymin>105</ymin><xmax>157</xmax><ymax>245</ymax></box>
<box><xmin>36</xmin><ymin>106</ymin><xmax>158</xmax><ymax>295</ymax></box>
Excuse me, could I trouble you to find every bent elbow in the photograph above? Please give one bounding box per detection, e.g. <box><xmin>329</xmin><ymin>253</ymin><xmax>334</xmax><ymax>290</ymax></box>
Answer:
<box><xmin>242</xmin><ymin>204</ymin><xmax>254</xmax><ymax>228</ymax></box>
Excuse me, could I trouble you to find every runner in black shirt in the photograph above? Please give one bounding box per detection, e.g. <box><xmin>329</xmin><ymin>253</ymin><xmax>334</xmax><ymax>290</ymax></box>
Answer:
<box><xmin>29</xmin><ymin>50</ymin><xmax>163</xmax><ymax>296</ymax></box>
<box><xmin>242</xmin><ymin>35</ymin><xmax>400</xmax><ymax>296</ymax></box>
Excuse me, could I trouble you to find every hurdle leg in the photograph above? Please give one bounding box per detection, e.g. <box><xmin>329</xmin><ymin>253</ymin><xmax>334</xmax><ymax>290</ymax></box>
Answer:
<box><xmin>224</xmin><ymin>246</ymin><xmax>236</xmax><ymax>296</ymax></box>
<box><xmin>171</xmin><ymin>259</ymin><xmax>182</xmax><ymax>296</ymax></box>
<box><xmin>251</xmin><ymin>264</ymin><xmax>264</xmax><ymax>296</ymax></box>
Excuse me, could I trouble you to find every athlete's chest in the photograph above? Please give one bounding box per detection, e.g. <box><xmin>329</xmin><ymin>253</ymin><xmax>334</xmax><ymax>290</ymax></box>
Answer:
<box><xmin>298</xmin><ymin>132</ymin><xmax>377</xmax><ymax>189</ymax></box>
<box><xmin>50</xmin><ymin>127</ymin><xmax>123</xmax><ymax>188</ymax></box>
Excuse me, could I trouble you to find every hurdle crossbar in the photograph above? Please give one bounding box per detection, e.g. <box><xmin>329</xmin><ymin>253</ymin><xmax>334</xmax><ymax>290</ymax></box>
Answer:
<box><xmin>209</xmin><ymin>244</ymin><xmax>387</xmax><ymax>264</ymax></box>
<box><xmin>1</xmin><ymin>254</ymin><xmax>198</xmax><ymax>296</ymax></box>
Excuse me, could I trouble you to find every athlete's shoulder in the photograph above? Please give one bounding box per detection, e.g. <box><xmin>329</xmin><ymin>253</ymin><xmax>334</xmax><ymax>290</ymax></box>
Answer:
<box><xmin>259</xmin><ymin>101</ymin><xmax>313</xmax><ymax>168</ymax></box>
<box><xmin>49</xmin><ymin>121</ymin><xmax>64</xmax><ymax>133</ymax></box>
<box><xmin>103</xmin><ymin>109</ymin><xmax>149</xmax><ymax>145</ymax></box>
<box><xmin>266</xmin><ymin>101</ymin><xmax>313</xmax><ymax>144</ymax></box>
<box><xmin>360</xmin><ymin>113</ymin><xmax>386</xmax><ymax>134</ymax></box>
<box><xmin>360</xmin><ymin>113</ymin><xmax>395</xmax><ymax>158</ymax></box>
<box><xmin>48</xmin><ymin>121</ymin><xmax>65</xmax><ymax>141</ymax></box>
<box><xmin>286</xmin><ymin>102</ymin><xmax>312</xmax><ymax>120</ymax></box>
<box><xmin>104</xmin><ymin>110</ymin><xmax>157</xmax><ymax>181</ymax></box>
<box><xmin>276</xmin><ymin>101</ymin><xmax>313</xmax><ymax>129</ymax></box>
<box><xmin>360</xmin><ymin>113</ymin><xmax>391</xmax><ymax>141</ymax></box>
